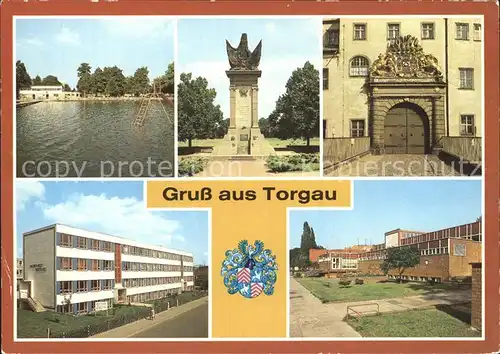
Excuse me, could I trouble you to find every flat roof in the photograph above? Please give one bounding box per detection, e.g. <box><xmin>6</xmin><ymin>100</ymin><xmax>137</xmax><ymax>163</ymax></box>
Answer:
<box><xmin>23</xmin><ymin>223</ymin><xmax>194</xmax><ymax>257</ymax></box>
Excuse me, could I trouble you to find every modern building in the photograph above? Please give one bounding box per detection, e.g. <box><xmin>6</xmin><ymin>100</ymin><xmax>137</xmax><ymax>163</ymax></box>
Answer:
<box><xmin>19</xmin><ymin>85</ymin><xmax>81</xmax><ymax>100</ymax></box>
<box><xmin>312</xmin><ymin>220</ymin><xmax>482</xmax><ymax>282</ymax></box>
<box><xmin>194</xmin><ymin>265</ymin><xmax>209</xmax><ymax>290</ymax></box>
<box><xmin>323</xmin><ymin>18</ymin><xmax>482</xmax><ymax>159</ymax></box>
<box><xmin>21</xmin><ymin>224</ymin><xmax>194</xmax><ymax>315</ymax></box>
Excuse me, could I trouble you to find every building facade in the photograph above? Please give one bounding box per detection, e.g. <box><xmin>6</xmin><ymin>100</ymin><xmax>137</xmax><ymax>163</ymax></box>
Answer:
<box><xmin>19</xmin><ymin>86</ymin><xmax>81</xmax><ymax>100</ymax></box>
<box><xmin>22</xmin><ymin>224</ymin><xmax>194</xmax><ymax>315</ymax></box>
<box><xmin>323</xmin><ymin>18</ymin><xmax>482</xmax><ymax>154</ymax></box>
<box><xmin>312</xmin><ymin>220</ymin><xmax>481</xmax><ymax>282</ymax></box>
<box><xmin>16</xmin><ymin>258</ymin><xmax>23</xmax><ymax>279</ymax></box>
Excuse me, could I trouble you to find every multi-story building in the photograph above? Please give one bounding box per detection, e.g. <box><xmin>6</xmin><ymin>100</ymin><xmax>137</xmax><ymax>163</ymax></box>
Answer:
<box><xmin>323</xmin><ymin>18</ymin><xmax>482</xmax><ymax>159</ymax></box>
<box><xmin>22</xmin><ymin>224</ymin><xmax>194</xmax><ymax>315</ymax></box>
<box><xmin>312</xmin><ymin>220</ymin><xmax>482</xmax><ymax>282</ymax></box>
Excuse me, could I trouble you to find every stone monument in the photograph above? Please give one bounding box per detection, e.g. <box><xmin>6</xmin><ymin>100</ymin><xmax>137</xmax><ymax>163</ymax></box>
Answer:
<box><xmin>213</xmin><ymin>33</ymin><xmax>275</xmax><ymax>157</ymax></box>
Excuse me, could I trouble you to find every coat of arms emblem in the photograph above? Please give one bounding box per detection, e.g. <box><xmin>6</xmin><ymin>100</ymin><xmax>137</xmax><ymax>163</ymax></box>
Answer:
<box><xmin>221</xmin><ymin>240</ymin><xmax>278</xmax><ymax>299</ymax></box>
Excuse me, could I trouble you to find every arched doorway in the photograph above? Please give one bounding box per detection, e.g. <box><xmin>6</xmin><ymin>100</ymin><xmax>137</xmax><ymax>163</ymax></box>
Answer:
<box><xmin>384</xmin><ymin>102</ymin><xmax>430</xmax><ymax>154</ymax></box>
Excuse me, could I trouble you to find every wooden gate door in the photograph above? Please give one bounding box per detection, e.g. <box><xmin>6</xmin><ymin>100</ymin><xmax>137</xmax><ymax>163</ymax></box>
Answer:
<box><xmin>384</xmin><ymin>105</ymin><xmax>426</xmax><ymax>154</ymax></box>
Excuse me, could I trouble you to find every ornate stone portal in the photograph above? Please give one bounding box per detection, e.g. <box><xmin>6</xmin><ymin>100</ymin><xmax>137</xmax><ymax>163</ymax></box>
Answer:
<box><xmin>368</xmin><ymin>35</ymin><xmax>446</xmax><ymax>154</ymax></box>
<box><xmin>213</xmin><ymin>33</ymin><xmax>275</xmax><ymax>156</ymax></box>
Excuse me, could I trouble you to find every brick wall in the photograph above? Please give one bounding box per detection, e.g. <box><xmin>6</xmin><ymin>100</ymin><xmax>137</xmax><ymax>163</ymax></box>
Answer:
<box><xmin>358</xmin><ymin>260</ymin><xmax>384</xmax><ymax>275</ymax></box>
<box><xmin>449</xmin><ymin>239</ymin><xmax>482</xmax><ymax>277</ymax></box>
<box><xmin>470</xmin><ymin>262</ymin><xmax>482</xmax><ymax>330</ymax></box>
<box><xmin>398</xmin><ymin>255</ymin><xmax>450</xmax><ymax>280</ymax></box>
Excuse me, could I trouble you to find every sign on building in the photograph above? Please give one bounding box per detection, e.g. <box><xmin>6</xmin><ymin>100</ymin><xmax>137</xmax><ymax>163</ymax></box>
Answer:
<box><xmin>453</xmin><ymin>244</ymin><xmax>466</xmax><ymax>256</ymax></box>
<box><xmin>95</xmin><ymin>301</ymin><xmax>109</xmax><ymax>312</ymax></box>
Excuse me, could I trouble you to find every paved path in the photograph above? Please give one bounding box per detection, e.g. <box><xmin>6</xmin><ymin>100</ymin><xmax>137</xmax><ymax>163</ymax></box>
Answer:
<box><xmin>290</xmin><ymin>278</ymin><xmax>471</xmax><ymax>338</ymax></box>
<box><xmin>328</xmin><ymin>154</ymin><xmax>463</xmax><ymax>177</ymax></box>
<box><xmin>290</xmin><ymin>277</ymin><xmax>361</xmax><ymax>338</ymax></box>
<box><xmin>92</xmin><ymin>297</ymin><xmax>208</xmax><ymax>338</ymax></box>
<box><xmin>195</xmin><ymin>159</ymin><xmax>319</xmax><ymax>177</ymax></box>
<box><xmin>131</xmin><ymin>302</ymin><xmax>208</xmax><ymax>338</ymax></box>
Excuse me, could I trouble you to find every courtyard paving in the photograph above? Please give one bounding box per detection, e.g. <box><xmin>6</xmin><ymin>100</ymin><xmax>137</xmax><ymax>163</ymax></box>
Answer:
<box><xmin>290</xmin><ymin>277</ymin><xmax>471</xmax><ymax>338</ymax></box>
<box><xmin>327</xmin><ymin>154</ymin><xmax>466</xmax><ymax>177</ymax></box>
<box><xmin>194</xmin><ymin>159</ymin><xmax>319</xmax><ymax>177</ymax></box>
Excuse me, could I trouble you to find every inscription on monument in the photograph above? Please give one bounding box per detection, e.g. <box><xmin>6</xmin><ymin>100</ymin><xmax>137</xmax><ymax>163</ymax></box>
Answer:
<box><xmin>240</xmin><ymin>134</ymin><xmax>249</xmax><ymax>141</ymax></box>
<box><xmin>235</xmin><ymin>93</ymin><xmax>251</xmax><ymax>128</ymax></box>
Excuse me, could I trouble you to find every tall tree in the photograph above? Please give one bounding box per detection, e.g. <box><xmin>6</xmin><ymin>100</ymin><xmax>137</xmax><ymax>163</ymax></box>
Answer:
<box><xmin>131</xmin><ymin>67</ymin><xmax>150</xmax><ymax>96</ymax></box>
<box><xmin>268</xmin><ymin>61</ymin><xmax>320</xmax><ymax>145</ymax></box>
<box><xmin>91</xmin><ymin>67</ymin><xmax>106</xmax><ymax>96</ymax></box>
<box><xmin>32</xmin><ymin>75</ymin><xmax>42</xmax><ymax>86</ymax></box>
<box><xmin>76</xmin><ymin>63</ymin><xmax>92</xmax><ymax>95</ymax></box>
<box><xmin>102</xmin><ymin>66</ymin><xmax>126</xmax><ymax>97</ymax></box>
<box><xmin>215</xmin><ymin>118</ymin><xmax>229</xmax><ymax>138</ymax></box>
<box><xmin>177</xmin><ymin>72</ymin><xmax>223</xmax><ymax>147</ymax></box>
<box><xmin>63</xmin><ymin>84</ymin><xmax>72</xmax><ymax>92</ymax></box>
<box><xmin>16</xmin><ymin>60</ymin><xmax>32</xmax><ymax>99</ymax></box>
<box><xmin>41</xmin><ymin>75</ymin><xmax>62</xmax><ymax>86</ymax></box>
<box><xmin>153</xmin><ymin>62</ymin><xmax>175</xmax><ymax>94</ymax></box>
<box><xmin>300</xmin><ymin>222</ymin><xmax>318</xmax><ymax>250</ymax></box>
<box><xmin>380</xmin><ymin>247</ymin><xmax>420</xmax><ymax>282</ymax></box>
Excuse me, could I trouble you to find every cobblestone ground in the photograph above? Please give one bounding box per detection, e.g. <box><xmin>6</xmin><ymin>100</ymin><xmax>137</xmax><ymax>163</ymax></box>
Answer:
<box><xmin>328</xmin><ymin>154</ymin><xmax>473</xmax><ymax>177</ymax></box>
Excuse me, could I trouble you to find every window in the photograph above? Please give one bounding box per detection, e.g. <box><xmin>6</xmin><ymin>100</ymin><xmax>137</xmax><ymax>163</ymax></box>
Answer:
<box><xmin>58</xmin><ymin>304</ymin><xmax>72</xmax><ymax>314</ymax></box>
<box><xmin>103</xmin><ymin>241</ymin><xmax>113</xmax><ymax>252</ymax></box>
<box><xmin>77</xmin><ymin>280</ymin><xmax>88</xmax><ymax>292</ymax></box>
<box><xmin>77</xmin><ymin>302</ymin><xmax>87</xmax><ymax>314</ymax></box>
<box><xmin>460</xmin><ymin>115</ymin><xmax>475</xmax><ymax>136</ymax></box>
<box><xmin>459</xmin><ymin>68</ymin><xmax>474</xmax><ymax>89</ymax></box>
<box><xmin>456</xmin><ymin>23</ymin><xmax>469</xmax><ymax>40</ymax></box>
<box><xmin>421</xmin><ymin>23</ymin><xmax>435</xmax><ymax>40</ymax></box>
<box><xmin>103</xmin><ymin>279</ymin><xmax>112</xmax><ymax>290</ymax></box>
<box><xmin>91</xmin><ymin>280</ymin><xmax>100</xmax><ymax>291</ymax></box>
<box><xmin>387</xmin><ymin>23</ymin><xmax>400</xmax><ymax>40</ymax></box>
<box><xmin>77</xmin><ymin>259</ymin><xmax>87</xmax><ymax>271</ymax></box>
<box><xmin>103</xmin><ymin>260</ymin><xmax>113</xmax><ymax>271</ymax></box>
<box><xmin>76</xmin><ymin>237</ymin><xmax>87</xmax><ymax>249</ymax></box>
<box><xmin>350</xmin><ymin>120</ymin><xmax>365</xmax><ymax>137</ymax></box>
<box><xmin>59</xmin><ymin>233</ymin><xmax>72</xmax><ymax>247</ymax></box>
<box><xmin>91</xmin><ymin>239</ymin><xmax>100</xmax><ymax>251</ymax></box>
<box><xmin>349</xmin><ymin>56</ymin><xmax>369</xmax><ymax>77</ymax></box>
<box><xmin>353</xmin><ymin>24</ymin><xmax>366</xmax><ymax>40</ymax></box>
<box><xmin>91</xmin><ymin>259</ymin><xmax>101</xmax><ymax>271</ymax></box>
<box><xmin>323</xmin><ymin>68</ymin><xmax>329</xmax><ymax>90</ymax></box>
<box><xmin>59</xmin><ymin>281</ymin><xmax>72</xmax><ymax>294</ymax></box>
<box><xmin>60</xmin><ymin>257</ymin><xmax>72</xmax><ymax>270</ymax></box>
<box><xmin>324</xmin><ymin>29</ymin><xmax>339</xmax><ymax>48</ymax></box>
<box><xmin>473</xmin><ymin>24</ymin><xmax>481</xmax><ymax>41</ymax></box>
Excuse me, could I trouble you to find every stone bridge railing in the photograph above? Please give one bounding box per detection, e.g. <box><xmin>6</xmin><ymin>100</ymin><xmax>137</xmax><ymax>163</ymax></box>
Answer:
<box><xmin>439</xmin><ymin>137</ymin><xmax>482</xmax><ymax>164</ymax></box>
<box><xmin>323</xmin><ymin>137</ymin><xmax>371</xmax><ymax>171</ymax></box>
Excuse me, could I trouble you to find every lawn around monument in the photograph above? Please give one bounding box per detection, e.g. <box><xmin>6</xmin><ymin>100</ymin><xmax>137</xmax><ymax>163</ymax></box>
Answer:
<box><xmin>297</xmin><ymin>277</ymin><xmax>466</xmax><ymax>303</ymax></box>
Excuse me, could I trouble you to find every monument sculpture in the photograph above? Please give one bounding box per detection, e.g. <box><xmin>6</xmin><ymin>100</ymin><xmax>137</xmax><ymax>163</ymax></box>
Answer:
<box><xmin>214</xmin><ymin>33</ymin><xmax>275</xmax><ymax>157</ymax></box>
<box><xmin>369</xmin><ymin>35</ymin><xmax>444</xmax><ymax>80</ymax></box>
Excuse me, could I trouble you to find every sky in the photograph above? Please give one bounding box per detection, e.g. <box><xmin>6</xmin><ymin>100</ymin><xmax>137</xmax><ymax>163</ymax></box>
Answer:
<box><xmin>178</xmin><ymin>17</ymin><xmax>321</xmax><ymax>119</ymax></box>
<box><xmin>289</xmin><ymin>180</ymin><xmax>483</xmax><ymax>249</ymax></box>
<box><xmin>15</xmin><ymin>17</ymin><xmax>174</xmax><ymax>89</ymax></box>
<box><xmin>16</xmin><ymin>181</ymin><xmax>209</xmax><ymax>265</ymax></box>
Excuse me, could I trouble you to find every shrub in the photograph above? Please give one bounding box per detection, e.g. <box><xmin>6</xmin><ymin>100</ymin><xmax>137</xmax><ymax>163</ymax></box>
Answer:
<box><xmin>266</xmin><ymin>153</ymin><xmax>320</xmax><ymax>172</ymax></box>
<box><xmin>323</xmin><ymin>282</ymin><xmax>331</xmax><ymax>288</ymax></box>
<box><xmin>178</xmin><ymin>156</ymin><xmax>209</xmax><ymax>176</ymax></box>
<box><xmin>338</xmin><ymin>279</ymin><xmax>352</xmax><ymax>287</ymax></box>
<box><xmin>354</xmin><ymin>278</ymin><xmax>364</xmax><ymax>285</ymax></box>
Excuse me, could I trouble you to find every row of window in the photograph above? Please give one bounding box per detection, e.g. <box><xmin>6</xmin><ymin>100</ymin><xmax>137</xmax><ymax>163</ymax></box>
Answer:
<box><xmin>58</xmin><ymin>233</ymin><xmax>114</xmax><ymax>252</ymax></box>
<box><xmin>126</xmin><ymin>288</ymin><xmax>195</xmax><ymax>304</ymax></box>
<box><xmin>57</xmin><ymin>299</ymin><xmax>114</xmax><ymax>315</ymax></box>
<box><xmin>401</xmin><ymin>232</ymin><xmax>423</xmax><ymax>239</ymax></box>
<box><xmin>323</xmin><ymin>114</ymin><xmax>477</xmax><ymax>139</ymax></box>
<box><xmin>57</xmin><ymin>279</ymin><xmax>114</xmax><ymax>294</ymax></box>
<box><xmin>122</xmin><ymin>276</ymin><xmax>192</xmax><ymax>288</ymax></box>
<box><xmin>388</xmin><ymin>275</ymin><xmax>442</xmax><ymax>283</ymax></box>
<box><xmin>122</xmin><ymin>245</ymin><xmax>193</xmax><ymax>263</ymax></box>
<box><xmin>420</xmin><ymin>247</ymin><xmax>449</xmax><ymax>256</ymax></box>
<box><xmin>57</xmin><ymin>257</ymin><xmax>114</xmax><ymax>271</ymax></box>
<box><xmin>331</xmin><ymin>258</ymin><xmax>358</xmax><ymax>269</ymax></box>
<box><xmin>400</xmin><ymin>229</ymin><xmax>481</xmax><ymax>246</ymax></box>
<box><xmin>324</xmin><ymin>22</ymin><xmax>481</xmax><ymax>46</ymax></box>
<box><xmin>58</xmin><ymin>233</ymin><xmax>193</xmax><ymax>262</ymax></box>
<box><xmin>122</xmin><ymin>261</ymin><xmax>193</xmax><ymax>273</ymax></box>
<box><xmin>323</xmin><ymin>64</ymin><xmax>476</xmax><ymax>90</ymax></box>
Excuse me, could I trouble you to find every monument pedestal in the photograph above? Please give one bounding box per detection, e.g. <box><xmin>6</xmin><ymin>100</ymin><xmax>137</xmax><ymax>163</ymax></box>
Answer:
<box><xmin>213</xmin><ymin>69</ymin><xmax>276</xmax><ymax>157</ymax></box>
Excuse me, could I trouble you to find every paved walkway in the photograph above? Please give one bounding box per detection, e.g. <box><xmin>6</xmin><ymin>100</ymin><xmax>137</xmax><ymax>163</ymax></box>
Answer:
<box><xmin>290</xmin><ymin>278</ymin><xmax>471</xmax><ymax>338</ymax></box>
<box><xmin>195</xmin><ymin>159</ymin><xmax>319</xmax><ymax>177</ymax></box>
<box><xmin>91</xmin><ymin>297</ymin><xmax>208</xmax><ymax>338</ymax></box>
<box><xmin>290</xmin><ymin>277</ymin><xmax>361</xmax><ymax>338</ymax></box>
<box><xmin>328</xmin><ymin>154</ymin><xmax>463</xmax><ymax>177</ymax></box>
